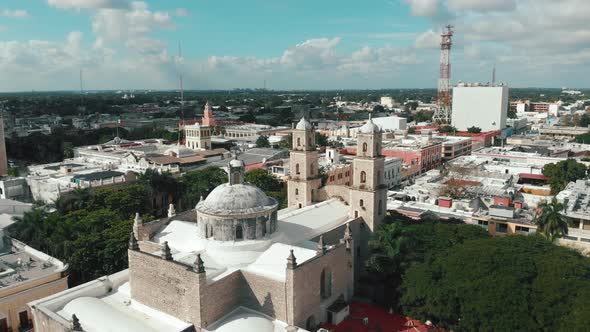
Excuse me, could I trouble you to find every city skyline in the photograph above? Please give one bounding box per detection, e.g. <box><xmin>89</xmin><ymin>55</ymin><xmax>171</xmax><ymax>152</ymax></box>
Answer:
<box><xmin>1</xmin><ymin>0</ymin><xmax>589</xmax><ymax>92</ymax></box>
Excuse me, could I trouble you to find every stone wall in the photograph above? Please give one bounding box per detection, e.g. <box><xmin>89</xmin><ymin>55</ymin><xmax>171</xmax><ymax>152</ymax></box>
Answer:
<box><xmin>317</xmin><ymin>184</ymin><xmax>351</xmax><ymax>204</ymax></box>
<box><xmin>128</xmin><ymin>250</ymin><xmax>203</xmax><ymax>326</ymax></box>
<box><xmin>241</xmin><ymin>271</ymin><xmax>287</xmax><ymax>321</ymax></box>
<box><xmin>199</xmin><ymin>270</ymin><xmax>243</xmax><ymax>327</ymax></box>
<box><xmin>287</xmin><ymin>244</ymin><xmax>353</xmax><ymax>328</ymax></box>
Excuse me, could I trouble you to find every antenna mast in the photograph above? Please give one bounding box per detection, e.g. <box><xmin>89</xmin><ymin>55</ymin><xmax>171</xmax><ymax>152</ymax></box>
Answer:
<box><xmin>492</xmin><ymin>64</ymin><xmax>496</xmax><ymax>86</ymax></box>
<box><xmin>433</xmin><ymin>25</ymin><xmax>454</xmax><ymax>125</ymax></box>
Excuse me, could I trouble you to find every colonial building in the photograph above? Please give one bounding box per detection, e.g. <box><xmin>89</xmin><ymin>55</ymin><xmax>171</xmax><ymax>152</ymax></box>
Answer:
<box><xmin>185</xmin><ymin>122</ymin><xmax>212</xmax><ymax>151</ymax></box>
<box><xmin>30</xmin><ymin>117</ymin><xmax>387</xmax><ymax>332</ymax></box>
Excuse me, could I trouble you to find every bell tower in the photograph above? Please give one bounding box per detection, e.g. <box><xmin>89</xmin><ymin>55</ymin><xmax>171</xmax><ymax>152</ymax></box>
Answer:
<box><xmin>287</xmin><ymin>117</ymin><xmax>321</xmax><ymax>208</ymax></box>
<box><xmin>185</xmin><ymin>123</ymin><xmax>211</xmax><ymax>150</ymax></box>
<box><xmin>350</xmin><ymin>118</ymin><xmax>388</xmax><ymax>259</ymax></box>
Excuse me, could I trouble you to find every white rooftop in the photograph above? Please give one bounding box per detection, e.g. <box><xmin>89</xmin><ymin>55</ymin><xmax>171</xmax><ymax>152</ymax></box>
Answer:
<box><xmin>205</xmin><ymin>306</ymin><xmax>304</xmax><ymax>332</ymax></box>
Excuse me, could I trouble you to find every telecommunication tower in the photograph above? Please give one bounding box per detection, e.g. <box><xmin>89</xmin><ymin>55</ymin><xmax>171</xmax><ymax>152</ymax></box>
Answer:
<box><xmin>433</xmin><ymin>25</ymin><xmax>454</xmax><ymax>124</ymax></box>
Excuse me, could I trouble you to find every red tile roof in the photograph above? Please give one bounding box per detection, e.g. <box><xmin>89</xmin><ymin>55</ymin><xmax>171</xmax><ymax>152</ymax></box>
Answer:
<box><xmin>321</xmin><ymin>301</ymin><xmax>442</xmax><ymax>332</ymax></box>
<box><xmin>518</xmin><ymin>173</ymin><xmax>549</xmax><ymax>181</ymax></box>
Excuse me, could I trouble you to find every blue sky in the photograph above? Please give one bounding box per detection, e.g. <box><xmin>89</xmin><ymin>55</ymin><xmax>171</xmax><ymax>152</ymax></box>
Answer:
<box><xmin>0</xmin><ymin>0</ymin><xmax>589</xmax><ymax>91</ymax></box>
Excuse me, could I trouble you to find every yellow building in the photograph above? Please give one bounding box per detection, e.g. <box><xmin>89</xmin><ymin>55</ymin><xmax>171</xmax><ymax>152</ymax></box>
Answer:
<box><xmin>0</xmin><ymin>238</ymin><xmax>68</xmax><ymax>332</ymax></box>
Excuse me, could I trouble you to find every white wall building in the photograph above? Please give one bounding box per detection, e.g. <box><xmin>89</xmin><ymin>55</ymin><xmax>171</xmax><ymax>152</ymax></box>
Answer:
<box><xmin>384</xmin><ymin>158</ymin><xmax>403</xmax><ymax>189</ymax></box>
<box><xmin>452</xmin><ymin>85</ymin><xmax>509</xmax><ymax>132</ymax></box>
<box><xmin>371</xmin><ymin>116</ymin><xmax>407</xmax><ymax>131</ymax></box>
<box><xmin>380</xmin><ymin>96</ymin><xmax>395</xmax><ymax>109</ymax></box>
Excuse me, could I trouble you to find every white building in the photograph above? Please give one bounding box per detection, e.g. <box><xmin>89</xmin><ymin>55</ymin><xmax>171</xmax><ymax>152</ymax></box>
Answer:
<box><xmin>384</xmin><ymin>158</ymin><xmax>403</xmax><ymax>189</ymax></box>
<box><xmin>380</xmin><ymin>96</ymin><xmax>395</xmax><ymax>109</ymax></box>
<box><xmin>451</xmin><ymin>84</ymin><xmax>509</xmax><ymax>132</ymax></box>
<box><xmin>371</xmin><ymin>116</ymin><xmax>407</xmax><ymax>131</ymax></box>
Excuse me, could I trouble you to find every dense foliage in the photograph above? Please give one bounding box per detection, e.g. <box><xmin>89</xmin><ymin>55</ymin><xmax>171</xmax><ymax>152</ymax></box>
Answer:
<box><xmin>467</xmin><ymin>126</ymin><xmax>481</xmax><ymax>133</ymax></box>
<box><xmin>366</xmin><ymin>214</ymin><xmax>489</xmax><ymax>308</ymax></box>
<box><xmin>400</xmin><ymin>235</ymin><xmax>590</xmax><ymax>331</ymax></box>
<box><xmin>256</xmin><ymin>135</ymin><xmax>271</xmax><ymax>148</ymax></box>
<box><xmin>574</xmin><ymin>132</ymin><xmax>590</xmax><ymax>144</ymax></box>
<box><xmin>438</xmin><ymin>125</ymin><xmax>457</xmax><ymax>133</ymax></box>
<box><xmin>245</xmin><ymin>169</ymin><xmax>288</xmax><ymax>209</ymax></box>
<box><xmin>542</xmin><ymin>159</ymin><xmax>588</xmax><ymax>193</ymax></box>
<box><xmin>9</xmin><ymin>184</ymin><xmax>151</xmax><ymax>285</ymax></box>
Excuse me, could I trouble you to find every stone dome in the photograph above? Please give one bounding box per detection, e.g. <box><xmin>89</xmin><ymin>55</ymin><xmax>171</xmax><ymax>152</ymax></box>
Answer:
<box><xmin>197</xmin><ymin>183</ymin><xmax>277</xmax><ymax>216</ymax></box>
<box><xmin>295</xmin><ymin>117</ymin><xmax>312</xmax><ymax>130</ymax></box>
<box><xmin>359</xmin><ymin>118</ymin><xmax>381</xmax><ymax>134</ymax></box>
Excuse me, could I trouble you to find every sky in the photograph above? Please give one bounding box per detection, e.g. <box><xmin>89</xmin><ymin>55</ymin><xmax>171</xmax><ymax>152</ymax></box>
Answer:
<box><xmin>0</xmin><ymin>0</ymin><xmax>589</xmax><ymax>92</ymax></box>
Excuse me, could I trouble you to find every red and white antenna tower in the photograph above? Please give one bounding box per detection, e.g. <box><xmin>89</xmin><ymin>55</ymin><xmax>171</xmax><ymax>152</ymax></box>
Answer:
<box><xmin>433</xmin><ymin>25</ymin><xmax>454</xmax><ymax>124</ymax></box>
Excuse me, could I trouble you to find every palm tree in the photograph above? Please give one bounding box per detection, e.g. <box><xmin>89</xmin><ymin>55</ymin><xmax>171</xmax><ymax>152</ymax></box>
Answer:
<box><xmin>534</xmin><ymin>198</ymin><xmax>571</xmax><ymax>242</ymax></box>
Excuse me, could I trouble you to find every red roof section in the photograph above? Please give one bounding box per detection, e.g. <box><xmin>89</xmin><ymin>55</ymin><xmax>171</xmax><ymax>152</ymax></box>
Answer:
<box><xmin>321</xmin><ymin>301</ymin><xmax>442</xmax><ymax>332</ymax></box>
<box><xmin>519</xmin><ymin>173</ymin><xmax>549</xmax><ymax>181</ymax></box>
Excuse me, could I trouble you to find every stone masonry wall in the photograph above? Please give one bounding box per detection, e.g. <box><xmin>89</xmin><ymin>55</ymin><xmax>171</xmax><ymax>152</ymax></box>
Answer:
<box><xmin>288</xmin><ymin>244</ymin><xmax>352</xmax><ymax>327</ymax></box>
<box><xmin>128</xmin><ymin>250</ymin><xmax>202</xmax><ymax>326</ymax></box>
<box><xmin>199</xmin><ymin>270</ymin><xmax>243</xmax><ymax>327</ymax></box>
<box><xmin>241</xmin><ymin>271</ymin><xmax>287</xmax><ymax>322</ymax></box>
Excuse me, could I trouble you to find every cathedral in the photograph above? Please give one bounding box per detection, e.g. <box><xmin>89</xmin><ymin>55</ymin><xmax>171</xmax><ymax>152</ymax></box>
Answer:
<box><xmin>30</xmin><ymin>117</ymin><xmax>387</xmax><ymax>332</ymax></box>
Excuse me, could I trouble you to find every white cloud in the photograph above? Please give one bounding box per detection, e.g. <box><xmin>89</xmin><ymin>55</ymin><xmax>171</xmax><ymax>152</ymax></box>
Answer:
<box><xmin>447</xmin><ymin>0</ymin><xmax>516</xmax><ymax>12</ymax></box>
<box><xmin>415</xmin><ymin>30</ymin><xmax>440</xmax><ymax>49</ymax></box>
<box><xmin>47</xmin><ymin>0</ymin><xmax>130</xmax><ymax>10</ymax></box>
<box><xmin>1</xmin><ymin>9</ymin><xmax>30</xmax><ymax>18</ymax></box>
<box><xmin>175</xmin><ymin>8</ymin><xmax>189</xmax><ymax>17</ymax></box>
<box><xmin>280</xmin><ymin>38</ymin><xmax>341</xmax><ymax>70</ymax></box>
<box><xmin>403</xmin><ymin>0</ymin><xmax>442</xmax><ymax>17</ymax></box>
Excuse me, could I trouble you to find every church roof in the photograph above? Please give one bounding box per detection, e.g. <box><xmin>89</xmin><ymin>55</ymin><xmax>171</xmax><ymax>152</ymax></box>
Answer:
<box><xmin>295</xmin><ymin>117</ymin><xmax>313</xmax><ymax>130</ymax></box>
<box><xmin>196</xmin><ymin>183</ymin><xmax>277</xmax><ymax>216</ymax></box>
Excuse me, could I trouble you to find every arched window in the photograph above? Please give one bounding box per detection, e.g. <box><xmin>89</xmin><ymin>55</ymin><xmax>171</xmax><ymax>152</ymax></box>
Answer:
<box><xmin>233</xmin><ymin>172</ymin><xmax>240</xmax><ymax>184</ymax></box>
<box><xmin>205</xmin><ymin>224</ymin><xmax>210</xmax><ymax>238</ymax></box>
<box><xmin>320</xmin><ymin>268</ymin><xmax>332</xmax><ymax>299</ymax></box>
<box><xmin>360</xmin><ymin>171</ymin><xmax>367</xmax><ymax>183</ymax></box>
<box><xmin>236</xmin><ymin>224</ymin><xmax>243</xmax><ymax>240</ymax></box>
<box><xmin>360</xmin><ymin>199</ymin><xmax>364</xmax><ymax>207</ymax></box>
<box><xmin>362</xmin><ymin>142</ymin><xmax>367</xmax><ymax>152</ymax></box>
<box><xmin>295</xmin><ymin>188</ymin><xmax>299</xmax><ymax>195</ymax></box>
<box><xmin>378</xmin><ymin>200</ymin><xmax>383</xmax><ymax>215</ymax></box>
<box><xmin>295</xmin><ymin>164</ymin><xmax>300</xmax><ymax>175</ymax></box>
<box><xmin>297</xmin><ymin>137</ymin><xmax>301</xmax><ymax>146</ymax></box>
<box><xmin>354</xmin><ymin>210</ymin><xmax>359</xmax><ymax>218</ymax></box>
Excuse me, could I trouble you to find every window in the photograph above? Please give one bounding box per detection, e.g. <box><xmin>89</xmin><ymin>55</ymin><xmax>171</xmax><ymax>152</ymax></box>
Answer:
<box><xmin>19</xmin><ymin>311</ymin><xmax>30</xmax><ymax>329</ymax></box>
<box><xmin>236</xmin><ymin>224</ymin><xmax>243</xmax><ymax>240</ymax></box>
<box><xmin>496</xmin><ymin>223</ymin><xmax>508</xmax><ymax>233</ymax></box>
<box><xmin>310</xmin><ymin>163</ymin><xmax>315</xmax><ymax>175</ymax></box>
<box><xmin>296</xmin><ymin>164</ymin><xmax>300</xmax><ymax>175</ymax></box>
<box><xmin>378</xmin><ymin>200</ymin><xmax>382</xmax><ymax>215</ymax></box>
<box><xmin>359</xmin><ymin>199</ymin><xmax>364</xmax><ymax>207</ymax></box>
<box><xmin>354</xmin><ymin>210</ymin><xmax>359</xmax><ymax>218</ymax></box>
<box><xmin>0</xmin><ymin>318</ymin><xmax>6</xmax><ymax>332</ymax></box>
<box><xmin>295</xmin><ymin>188</ymin><xmax>299</xmax><ymax>195</ymax></box>
<box><xmin>232</xmin><ymin>172</ymin><xmax>240</xmax><ymax>184</ymax></box>
<box><xmin>360</xmin><ymin>171</ymin><xmax>367</xmax><ymax>183</ymax></box>
<box><xmin>320</xmin><ymin>268</ymin><xmax>332</xmax><ymax>299</ymax></box>
<box><xmin>297</xmin><ymin>137</ymin><xmax>301</xmax><ymax>146</ymax></box>
<box><xmin>362</xmin><ymin>142</ymin><xmax>367</xmax><ymax>152</ymax></box>
<box><xmin>377</xmin><ymin>171</ymin><xmax>381</xmax><ymax>184</ymax></box>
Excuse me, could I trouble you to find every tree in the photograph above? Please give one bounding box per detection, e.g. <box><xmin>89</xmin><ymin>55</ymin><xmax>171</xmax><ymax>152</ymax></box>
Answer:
<box><xmin>367</xmin><ymin>217</ymin><xmax>489</xmax><ymax>308</ymax></box>
<box><xmin>256</xmin><ymin>135</ymin><xmax>271</xmax><ymax>148</ymax></box>
<box><xmin>542</xmin><ymin>159</ymin><xmax>587</xmax><ymax>193</ymax></box>
<box><xmin>181</xmin><ymin>167</ymin><xmax>228</xmax><ymax>208</ymax></box>
<box><xmin>278</xmin><ymin>133</ymin><xmax>293</xmax><ymax>150</ymax></box>
<box><xmin>438</xmin><ymin>125</ymin><xmax>456</xmax><ymax>133</ymax></box>
<box><xmin>467</xmin><ymin>126</ymin><xmax>481</xmax><ymax>133</ymax></box>
<box><xmin>575</xmin><ymin>132</ymin><xmax>590</xmax><ymax>144</ymax></box>
<box><xmin>507</xmin><ymin>109</ymin><xmax>517</xmax><ymax>119</ymax></box>
<box><xmin>413</xmin><ymin>110</ymin><xmax>434</xmax><ymax>123</ymax></box>
<box><xmin>245</xmin><ymin>169</ymin><xmax>287</xmax><ymax>209</ymax></box>
<box><xmin>373</xmin><ymin>105</ymin><xmax>385</xmax><ymax>113</ymax></box>
<box><xmin>578</xmin><ymin>113</ymin><xmax>590</xmax><ymax>127</ymax></box>
<box><xmin>239</xmin><ymin>111</ymin><xmax>256</xmax><ymax>123</ymax></box>
<box><xmin>407</xmin><ymin>127</ymin><xmax>416</xmax><ymax>134</ymax></box>
<box><xmin>315</xmin><ymin>132</ymin><xmax>329</xmax><ymax>147</ymax></box>
<box><xmin>400</xmin><ymin>235</ymin><xmax>590</xmax><ymax>331</ymax></box>
<box><xmin>534</xmin><ymin>198</ymin><xmax>570</xmax><ymax>241</ymax></box>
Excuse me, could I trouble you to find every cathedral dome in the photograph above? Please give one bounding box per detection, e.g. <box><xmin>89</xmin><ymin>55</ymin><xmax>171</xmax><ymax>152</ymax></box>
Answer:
<box><xmin>358</xmin><ymin>118</ymin><xmax>381</xmax><ymax>134</ymax></box>
<box><xmin>295</xmin><ymin>117</ymin><xmax>313</xmax><ymax>130</ymax></box>
<box><xmin>197</xmin><ymin>183</ymin><xmax>277</xmax><ymax>216</ymax></box>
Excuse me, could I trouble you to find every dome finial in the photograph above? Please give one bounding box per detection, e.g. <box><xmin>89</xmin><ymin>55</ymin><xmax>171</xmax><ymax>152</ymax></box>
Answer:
<box><xmin>194</xmin><ymin>254</ymin><xmax>206</xmax><ymax>273</ymax></box>
<box><xmin>287</xmin><ymin>249</ymin><xmax>297</xmax><ymax>269</ymax></box>
<box><xmin>129</xmin><ymin>232</ymin><xmax>139</xmax><ymax>250</ymax></box>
